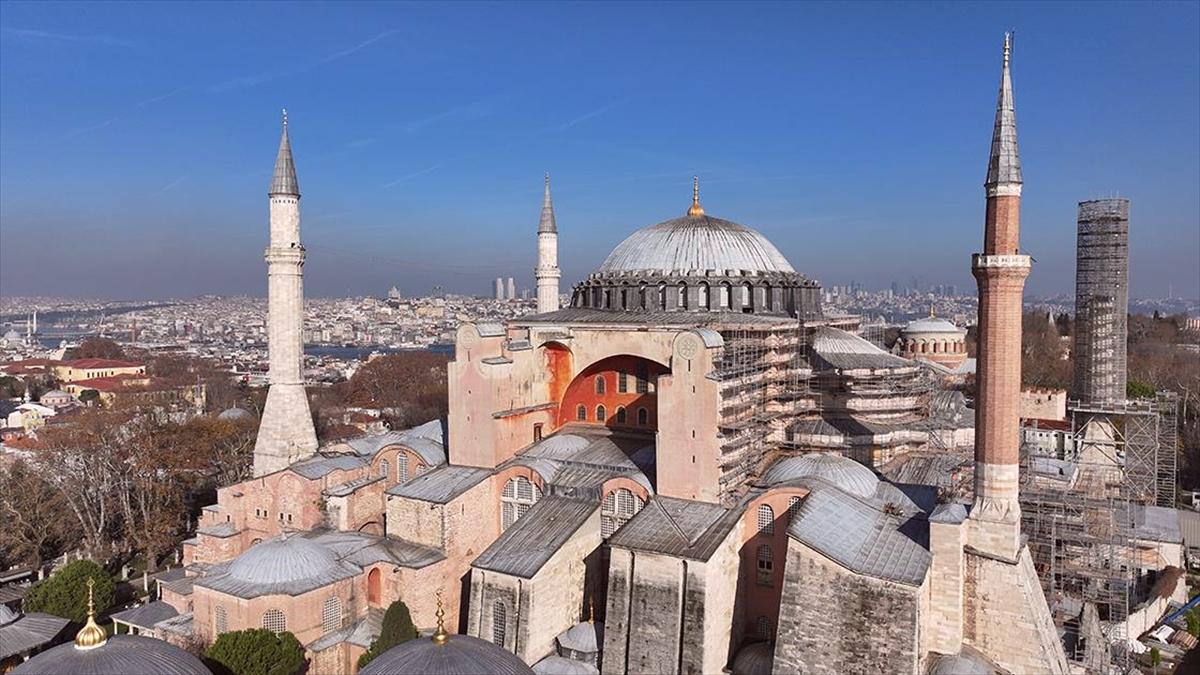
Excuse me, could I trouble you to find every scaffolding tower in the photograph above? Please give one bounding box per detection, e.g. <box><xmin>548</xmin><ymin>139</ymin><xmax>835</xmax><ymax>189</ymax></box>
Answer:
<box><xmin>1072</xmin><ymin>199</ymin><xmax>1130</xmax><ymax>407</ymax></box>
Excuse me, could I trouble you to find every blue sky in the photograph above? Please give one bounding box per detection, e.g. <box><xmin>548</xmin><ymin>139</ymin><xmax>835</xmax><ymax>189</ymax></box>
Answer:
<box><xmin>1</xmin><ymin>1</ymin><xmax>1197</xmax><ymax>299</ymax></box>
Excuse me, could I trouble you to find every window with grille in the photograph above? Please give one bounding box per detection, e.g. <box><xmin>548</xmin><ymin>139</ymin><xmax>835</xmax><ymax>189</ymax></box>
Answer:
<box><xmin>699</xmin><ymin>283</ymin><xmax>710</xmax><ymax>309</ymax></box>
<box><xmin>397</xmin><ymin>453</ymin><xmax>409</xmax><ymax>484</ymax></box>
<box><xmin>214</xmin><ymin>605</ymin><xmax>227</xmax><ymax>634</ymax></box>
<box><xmin>618</xmin><ymin>372</ymin><xmax>628</xmax><ymax>393</ymax></box>
<box><xmin>615</xmin><ymin>406</ymin><xmax>627</xmax><ymax>424</ymax></box>
<box><xmin>657</xmin><ymin>284</ymin><xmax>666</xmax><ymax>309</ymax></box>
<box><xmin>637</xmin><ymin>408</ymin><xmax>648</xmax><ymax>425</ymax></box>
<box><xmin>322</xmin><ymin>597</ymin><xmax>342</xmax><ymax>634</ymax></box>
<box><xmin>788</xmin><ymin>496</ymin><xmax>802</xmax><ymax>522</ymax></box>
<box><xmin>501</xmin><ymin>476</ymin><xmax>541</xmax><ymax>531</ymax></box>
<box><xmin>596</xmin><ymin>405</ymin><xmax>606</xmax><ymax>422</ymax></box>
<box><xmin>757</xmin><ymin>504</ymin><xmax>775</xmax><ymax>535</ymax></box>
<box><xmin>677</xmin><ymin>283</ymin><xmax>687</xmax><ymax>309</ymax></box>
<box><xmin>756</xmin><ymin>615</ymin><xmax>771</xmax><ymax>640</ymax></box>
<box><xmin>636</xmin><ymin>366</ymin><xmax>649</xmax><ymax>393</ymax></box>
<box><xmin>262</xmin><ymin>608</ymin><xmax>287</xmax><ymax>633</ymax></box>
<box><xmin>595</xmin><ymin>376</ymin><xmax>606</xmax><ymax>395</ymax></box>
<box><xmin>601</xmin><ymin>488</ymin><xmax>644</xmax><ymax>538</ymax></box>
<box><xmin>719</xmin><ymin>283</ymin><xmax>731</xmax><ymax>308</ymax></box>
<box><xmin>492</xmin><ymin>601</ymin><xmax>507</xmax><ymax>646</ymax></box>
<box><xmin>756</xmin><ymin>545</ymin><xmax>773</xmax><ymax>586</ymax></box>
<box><xmin>379</xmin><ymin>459</ymin><xmax>389</xmax><ymax>479</ymax></box>
<box><xmin>577</xmin><ymin>404</ymin><xmax>587</xmax><ymax>421</ymax></box>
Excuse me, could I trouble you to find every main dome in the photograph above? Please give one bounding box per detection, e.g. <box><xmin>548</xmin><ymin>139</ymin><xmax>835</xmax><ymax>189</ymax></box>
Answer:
<box><xmin>597</xmin><ymin>215</ymin><xmax>795</xmax><ymax>276</ymax></box>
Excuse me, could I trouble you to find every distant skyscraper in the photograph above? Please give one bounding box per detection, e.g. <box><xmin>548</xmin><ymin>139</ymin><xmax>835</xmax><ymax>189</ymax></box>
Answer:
<box><xmin>253</xmin><ymin>111</ymin><xmax>319</xmax><ymax>477</ymax></box>
<box><xmin>1072</xmin><ymin>198</ymin><xmax>1130</xmax><ymax>405</ymax></box>
<box><xmin>535</xmin><ymin>173</ymin><xmax>561</xmax><ymax>314</ymax></box>
<box><xmin>505</xmin><ymin>277</ymin><xmax>516</xmax><ymax>300</ymax></box>
<box><xmin>494</xmin><ymin>278</ymin><xmax>505</xmax><ymax>300</ymax></box>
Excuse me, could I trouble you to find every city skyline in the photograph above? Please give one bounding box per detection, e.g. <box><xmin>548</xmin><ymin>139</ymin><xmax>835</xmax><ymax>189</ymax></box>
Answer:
<box><xmin>1</xmin><ymin>2</ymin><xmax>1198</xmax><ymax>300</ymax></box>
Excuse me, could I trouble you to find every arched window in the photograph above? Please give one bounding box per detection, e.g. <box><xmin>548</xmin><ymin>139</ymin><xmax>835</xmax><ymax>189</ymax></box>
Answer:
<box><xmin>397</xmin><ymin>453</ymin><xmax>409</xmax><ymax>484</ymax></box>
<box><xmin>604</xmin><ymin>289</ymin><xmax>613</xmax><ymax>308</ymax></box>
<box><xmin>576</xmin><ymin>404</ymin><xmax>587</xmax><ymax>421</ymax></box>
<box><xmin>698</xmin><ymin>282</ymin><xmax>710</xmax><ymax>309</ymax></box>
<box><xmin>756</xmin><ymin>615</ymin><xmax>772</xmax><ymax>640</ymax></box>
<box><xmin>367</xmin><ymin>568</ymin><xmax>381</xmax><ymax>605</ymax></box>
<box><xmin>756</xmin><ymin>544</ymin><xmax>773</xmax><ymax>586</ymax></box>
<box><xmin>639</xmin><ymin>285</ymin><xmax>647</xmax><ymax>309</ymax></box>
<box><xmin>719</xmin><ymin>283</ymin><xmax>732</xmax><ymax>309</ymax></box>
<box><xmin>322</xmin><ymin>597</ymin><xmax>342</xmax><ymax>634</ymax></box>
<box><xmin>636</xmin><ymin>365</ymin><xmax>650</xmax><ymax>394</ymax></box>
<box><xmin>620</xmin><ymin>288</ymin><xmax>628</xmax><ymax>309</ymax></box>
<box><xmin>618</xmin><ymin>372</ymin><xmax>629</xmax><ymax>393</ymax></box>
<box><xmin>492</xmin><ymin>601</ymin><xmax>507</xmax><ymax>646</ymax></box>
<box><xmin>214</xmin><ymin>605</ymin><xmax>227</xmax><ymax>634</ymax></box>
<box><xmin>595</xmin><ymin>375</ymin><xmax>606</xmax><ymax>395</ymax></box>
<box><xmin>262</xmin><ymin>608</ymin><xmax>287</xmax><ymax>633</ymax></box>
<box><xmin>501</xmin><ymin>476</ymin><xmax>542</xmax><ymax>531</ymax></box>
<box><xmin>637</xmin><ymin>407</ymin><xmax>648</xmax><ymax>425</ymax></box>
<box><xmin>591</xmin><ymin>287</ymin><xmax>602</xmax><ymax>308</ymax></box>
<box><xmin>677</xmin><ymin>283</ymin><xmax>688</xmax><ymax>309</ymax></box>
<box><xmin>379</xmin><ymin>459</ymin><xmax>389</xmax><ymax>479</ymax></box>
<box><xmin>788</xmin><ymin>496</ymin><xmax>802</xmax><ymax>522</ymax></box>
<box><xmin>658</xmin><ymin>284</ymin><xmax>667</xmax><ymax>310</ymax></box>
<box><xmin>601</xmin><ymin>488</ymin><xmax>644</xmax><ymax>538</ymax></box>
<box><xmin>757</xmin><ymin>504</ymin><xmax>775</xmax><ymax>535</ymax></box>
<box><xmin>596</xmin><ymin>405</ymin><xmax>606</xmax><ymax>422</ymax></box>
<box><xmin>615</xmin><ymin>406</ymin><xmax>627</xmax><ymax>424</ymax></box>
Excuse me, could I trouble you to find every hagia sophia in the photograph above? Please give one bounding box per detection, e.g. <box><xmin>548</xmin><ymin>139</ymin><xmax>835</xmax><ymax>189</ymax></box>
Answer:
<box><xmin>13</xmin><ymin>33</ymin><xmax>1074</xmax><ymax>675</ymax></box>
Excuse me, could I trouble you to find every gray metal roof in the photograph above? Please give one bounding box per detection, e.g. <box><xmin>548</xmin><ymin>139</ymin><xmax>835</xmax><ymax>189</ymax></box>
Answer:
<box><xmin>110</xmin><ymin>601</ymin><xmax>179</xmax><ymax>629</ymax></box>
<box><xmin>760</xmin><ymin>453</ymin><xmax>879</xmax><ymax>498</ymax></box>
<box><xmin>929</xmin><ymin>502</ymin><xmax>969</xmax><ymax>525</ymax></box>
<box><xmin>341</xmin><ymin>421</ymin><xmax>447</xmax><ymax>466</ymax></box>
<box><xmin>290</xmin><ymin>454</ymin><xmax>369</xmax><ymax>479</ymax></box>
<box><xmin>0</xmin><ymin>613</ymin><xmax>70</xmax><ymax>660</ymax></box>
<box><xmin>518</xmin><ymin>307</ymin><xmax>794</xmax><ymax>327</ymax></box>
<box><xmin>533</xmin><ymin>656</ymin><xmax>599</xmax><ymax>675</ymax></box>
<box><xmin>386</xmin><ymin>465</ymin><xmax>492</xmax><ymax>504</ymax></box>
<box><xmin>810</xmin><ymin>327</ymin><xmax>916</xmax><ymax>372</ymax></box>
<box><xmin>985</xmin><ymin>34</ymin><xmax>1022</xmax><ymax>188</ymax></box>
<box><xmin>1179</xmin><ymin>510</ymin><xmax>1200</xmax><ymax>550</ymax></box>
<box><xmin>307</xmin><ymin>530</ymin><xmax>443</xmax><ymax>570</ymax></box>
<box><xmin>597</xmin><ymin>214</ymin><xmax>794</xmax><ymax>275</ymax></box>
<box><xmin>539</xmin><ymin>174</ymin><xmax>557</xmax><ymax>234</ymax></box>
<box><xmin>788</xmin><ymin>486</ymin><xmax>931</xmax><ymax>586</ymax></box>
<box><xmin>194</xmin><ymin>535</ymin><xmax>359</xmax><ymax>598</ymax></box>
<box><xmin>269</xmin><ymin>116</ymin><xmax>299</xmax><ymax>197</ymax></box>
<box><xmin>325</xmin><ymin>474</ymin><xmax>385</xmax><ymax>498</ymax></box>
<box><xmin>556</xmin><ymin>620</ymin><xmax>603</xmax><ymax>653</ymax></box>
<box><xmin>607</xmin><ymin>496</ymin><xmax>740</xmax><ymax>561</ymax></box>
<box><xmin>472</xmin><ymin>496</ymin><xmax>596</xmax><ymax>579</ymax></box>
<box><xmin>358</xmin><ymin>633</ymin><xmax>535</xmax><ymax>675</ymax></box>
<box><xmin>11</xmin><ymin>634</ymin><xmax>211</xmax><ymax>674</ymax></box>
<box><xmin>1132</xmin><ymin>505</ymin><xmax>1183</xmax><ymax>544</ymax></box>
<box><xmin>902</xmin><ymin>317</ymin><xmax>964</xmax><ymax>335</ymax></box>
<box><xmin>196</xmin><ymin>522</ymin><xmax>238</xmax><ymax>538</ymax></box>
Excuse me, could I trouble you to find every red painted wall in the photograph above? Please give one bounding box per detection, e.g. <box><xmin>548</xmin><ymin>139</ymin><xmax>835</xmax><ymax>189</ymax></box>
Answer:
<box><xmin>556</xmin><ymin>355</ymin><xmax>667</xmax><ymax>430</ymax></box>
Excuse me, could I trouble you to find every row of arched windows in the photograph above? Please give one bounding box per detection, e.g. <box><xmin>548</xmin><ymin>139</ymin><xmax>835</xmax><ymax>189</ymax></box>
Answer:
<box><xmin>902</xmin><ymin>339</ymin><xmax>965</xmax><ymax>355</ymax></box>
<box><xmin>601</xmin><ymin>488</ymin><xmax>645</xmax><ymax>538</ymax></box>
<box><xmin>501</xmin><ymin>476</ymin><xmax>541</xmax><ymax>531</ymax></box>
<box><xmin>252</xmin><ymin>599</ymin><xmax>340</xmax><ymax>636</ymax></box>
<box><xmin>576</xmin><ymin>404</ymin><xmax>649</xmax><ymax>425</ymax></box>
<box><xmin>375</xmin><ymin>452</ymin><xmax>427</xmax><ymax>485</ymax></box>
<box><xmin>584</xmin><ymin>281</ymin><xmax>777</xmax><ymax>313</ymax></box>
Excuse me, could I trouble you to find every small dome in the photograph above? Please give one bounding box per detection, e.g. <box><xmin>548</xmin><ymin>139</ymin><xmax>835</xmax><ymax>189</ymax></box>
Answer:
<box><xmin>12</xmin><ymin>634</ymin><xmax>211</xmax><ymax>674</ymax></box>
<box><xmin>731</xmin><ymin>642</ymin><xmax>773</xmax><ymax>675</ymax></box>
<box><xmin>928</xmin><ymin>652</ymin><xmax>994</xmax><ymax>675</ymax></box>
<box><xmin>359</xmin><ymin>633</ymin><xmax>534</xmax><ymax>675</ymax></box>
<box><xmin>597</xmin><ymin>215</ymin><xmax>794</xmax><ymax>276</ymax></box>
<box><xmin>556</xmin><ymin>620</ymin><xmax>603</xmax><ymax>654</ymax></box>
<box><xmin>227</xmin><ymin>536</ymin><xmax>340</xmax><ymax>586</ymax></box>
<box><xmin>902</xmin><ymin>317</ymin><xmax>963</xmax><ymax>335</ymax></box>
<box><xmin>761</xmin><ymin>453</ymin><xmax>879</xmax><ymax>498</ymax></box>
<box><xmin>533</xmin><ymin>655</ymin><xmax>599</xmax><ymax>675</ymax></box>
<box><xmin>217</xmin><ymin>406</ymin><xmax>253</xmax><ymax>421</ymax></box>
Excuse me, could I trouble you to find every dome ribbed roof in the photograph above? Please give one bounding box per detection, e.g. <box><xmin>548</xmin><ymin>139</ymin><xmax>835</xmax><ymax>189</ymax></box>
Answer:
<box><xmin>12</xmin><ymin>635</ymin><xmax>211</xmax><ymax>674</ymax></box>
<box><xmin>902</xmin><ymin>317</ymin><xmax>963</xmax><ymax>334</ymax></box>
<box><xmin>761</xmin><ymin>453</ymin><xmax>879</xmax><ymax>498</ymax></box>
<box><xmin>228</xmin><ymin>536</ymin><xmax>340</xmax><ymax>586</ymax></box>
<box><xmin>359</xmin><ymin>634</ymin><xmax>534</xmax><ymax>675</ymax></box>
<box><xmin>596</xmin><ymin>215</ymin><xmax>794</xmax><ymax>276</ymax></box>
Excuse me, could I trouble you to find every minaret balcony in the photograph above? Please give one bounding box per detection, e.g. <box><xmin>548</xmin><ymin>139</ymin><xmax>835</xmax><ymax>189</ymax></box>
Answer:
<box><xmin>971</xmin><ymin>254</ymin><xmax>1030</xmax><ymax>270</ymax></box>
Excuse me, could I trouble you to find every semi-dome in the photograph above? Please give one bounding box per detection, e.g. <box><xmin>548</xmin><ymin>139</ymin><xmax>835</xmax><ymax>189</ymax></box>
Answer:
<box><xmin>597</xmin><ymin>215</ymin><xmax>794</xmax><ymax>276</ymax></box>
<box><xmin>13</xmin><ymin>634</ymin><xmax>210</xmax><ymax>675</ymax></box>
<box><xmin>761</xmin><ymin>452</ymin><xmax>879</xmax><ymax>498</ymax></box>
<box><xmin>227</xmin><ymin>536</ymin><xmax>339</xmax><ymax>585</ymax></box>
<box><xmin>731</xmin><ymin>642</ymin><xmax>774</xmax><ymax>675</ymax></box>
<box><xmin>359</xmin><ymin>633</ymin><xmax>534</xmax><ymax>675</ymax></box>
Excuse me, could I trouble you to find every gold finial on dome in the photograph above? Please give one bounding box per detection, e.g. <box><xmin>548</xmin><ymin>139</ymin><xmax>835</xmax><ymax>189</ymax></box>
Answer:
<box><xmin>687</xmin><ymin>175</ymin><xmax>704</xmax><ymax>217</ymax></box>
<box><xmin>929</xmin><ymin>302</ymin><xmax>936</xmax><ymax>318</ymax></box>
<box><xmin>74</xmin><ymin>578</ymin><xmax>108</xmax><ymax>650</ymax></box>
<box><xmin>432</xmin><ymin>591</ymin><xmax>448</xmax><ymax>645</ymax></box>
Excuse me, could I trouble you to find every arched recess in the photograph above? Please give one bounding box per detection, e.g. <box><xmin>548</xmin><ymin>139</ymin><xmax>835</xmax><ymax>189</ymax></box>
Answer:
<box><xmin>542</xmin><ymin>341</ymin><xmax>574</xmax><ymax>405</ymax></box>
<box><xmin>367</xmin><ymin>568</ymin><xmax>382</xmax><ymax>606</ymax></box>
<box><xmin>556</xmin><ymin>355</ymin><xmax>669</xmax><ymax>429</ymax></box>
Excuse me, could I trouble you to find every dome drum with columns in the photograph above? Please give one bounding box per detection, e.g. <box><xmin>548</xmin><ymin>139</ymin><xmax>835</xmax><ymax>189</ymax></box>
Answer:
<box><xmin>569</xmin><ymin>179</ymin><xmax>822</xmax><ymax>319</ymax></box>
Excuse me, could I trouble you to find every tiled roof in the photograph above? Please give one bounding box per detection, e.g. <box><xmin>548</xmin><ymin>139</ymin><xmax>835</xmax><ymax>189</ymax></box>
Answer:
<box><xmin>386</xmin><ymin>465</ymin><xmax>491</xmax><ymax>504</ymax></box>
<box><xmin>607</xmin><ymin>496</ymin><xmax>740</xmax><ymax>561</ymax></box>
<box><xmin>472</xmin><ymin>496</ymin><xmax>596</xmax><ymax>579</ymax></box>
<box><xmin>0</xmin><ymin>613</ymin><xmax>70</xmax><ymax>660</ymax></box>
<box><xmin>110</xmin><ymin>601</ymin><xmax>179</xmax><ymax>629</ymax></box>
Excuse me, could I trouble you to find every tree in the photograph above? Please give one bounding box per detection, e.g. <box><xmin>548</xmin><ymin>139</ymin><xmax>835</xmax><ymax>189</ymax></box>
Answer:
<box><xmin>1186</xmin><ymin>608</ymin><xmax>1200</xmax><ymax>637</ymax></box>
<box><xmin>73</xmin><ymin>338</ymin><xmax>125</xmax><ymax>360</ymax></box>
<box><xmin>357</xmin><ymin>600</ymin><xmax>420</xmax><ymax>668</ymax></box>
<box><xmin>1150</xmin><ymin>645</ymin><xmax>1162</xmax><ymax>673</ymax></box>
<box><xmin>1127</xmin><ymin>379</ymin><xmax>1156</xmax><ymax>400</ymax></box>
<box><xmin>78</xmin><ymin>389</ymin><xmax>101</xmax><ymax>406</ymax></box>
<box><xmin>23</xmin><ymin>559</ymin><xmax>114</xmax><ymax>623</ymax></box>
<box><xmin>0</xmin><ymin>460</ymin><xmax>79</xmax><ymax>569</ymax></box>
<box><xmin>0</xmin><ymin>375</ymin><xmax>26</xmax><ymax>399</ymax></box>
<box><xmin>330</xmin><ymin>352</ymin><xmax>449</xmax><ymax>429</ymax></box>
<box><xmin>204</xmin><ymin>629</ymin><xmax>305</xmax><ymax>675</ymax></box>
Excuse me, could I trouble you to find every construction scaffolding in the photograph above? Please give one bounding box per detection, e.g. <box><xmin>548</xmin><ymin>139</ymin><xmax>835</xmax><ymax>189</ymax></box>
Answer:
<box><xmin>1072</xmin><ymin>199</ymin><xmax>1130</xmax><ymax>407</ymax></box>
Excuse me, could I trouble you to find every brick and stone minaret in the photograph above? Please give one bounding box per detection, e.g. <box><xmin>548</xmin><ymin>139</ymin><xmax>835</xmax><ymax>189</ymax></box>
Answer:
<box><xmin>535</xmin><ymin>173</ymin><xmax>561</xmax><ymax>314</ymax></box>
<box><xmin>253</xmin><ymin>110</ymin><xmax>318</xmax><ymax>477</ymax></box>
<box><xmin>968</xmin><ymin>33</ymin><xmax>1030</xmax><ymax>558</ymax></box>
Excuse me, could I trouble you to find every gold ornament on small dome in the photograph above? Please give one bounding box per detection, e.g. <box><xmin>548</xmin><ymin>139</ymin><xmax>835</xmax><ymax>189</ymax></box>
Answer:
<box><xmin>74</xmin><ymin>578</ymin><xmax>108</xmax><ymax>650</ymax></box>
<box><xmin>687</xmin><ymin>176</ymin><xmax>705</xmax><ymax>217</ymax></box>
<box><xmin>432</xmin><ymin>591</ymin><xmax>449</xmax><ymax>645</ymax></box>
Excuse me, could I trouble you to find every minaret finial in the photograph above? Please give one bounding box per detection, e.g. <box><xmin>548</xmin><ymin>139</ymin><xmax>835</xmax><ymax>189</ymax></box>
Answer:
<box><xmin>687</xmin><ymin>175</ymin><xmax>704</xmax><ymax>217</ymax></box>
<box><xmin>930</xmin><ymin>302</ymin><xmax>935</xmax><ymax>318</ymax></box>
<box><xmin>432</xmin><ymin>591</ymin><xmax>449</xmax><ymax>645</ymax></box>
<box><xmin>1003</xmin><ymin>32</ymin><xmax>1012</xmax><ymax>68</ymax></box>
<box><xmin>74</xmin><ymin>578</ymin><xmax>108</xmax><ymax>650</ymax></box>
<box><xmin>282</xmin><ymin>108</ymin><xmax>288</xmax><ymax>129</ymax></box>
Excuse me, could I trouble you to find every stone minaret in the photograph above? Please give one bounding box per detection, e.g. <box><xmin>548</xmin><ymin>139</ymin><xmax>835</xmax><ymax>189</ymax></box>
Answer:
<box><xmin>535</xmin><ymin>173</ymin><xmax>561</xmax><ymax>313</ymax></box>
<box><xmin>968</xmin><ymin>33</ymin><xmax>1030</xmax><ymax>559</ymax></box>
<box><xmin>254</xmin><ymin>110</ymin><xmax>319</xmax><ymax>477</ymax></box>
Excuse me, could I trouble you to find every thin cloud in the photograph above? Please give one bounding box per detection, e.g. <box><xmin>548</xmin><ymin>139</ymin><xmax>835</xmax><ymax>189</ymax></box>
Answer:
<box><xmin>401</xmin><ymin>98</ymin><xmax>498</xmax><ymax>134</ymax></box>
<box><xmin>137</xmin><ymin>87</ymin><xmax>189</xmax><ymax>107</ymax></box>
<box><xmin>560</xmin><ymin>99</ymin><xmax>626</xmax><ymax>130</ymax></box>
<box><xmin>320</xmin><ymin>30</ymin><xmax>397</xmax><ymax>64</ymax></box>
<box><xmin>155</xmin><ymin>176</ymin><xmax>186</xmax><ymax>195</ymax></box>
<box><xmin>210</xmin><ymin>29</ymin><xmax>397</xmax><ymax>93</ymax></box>
<box><xmin>383</xmin><ymin>164</ymin><xmax>442</xmax><ymax>188</ymax></box>
<box><xmin>63</xmin><ymin>117</ymin><xmax>120</xmax><ymax>139</ymax></box>
<box><xmin>346</xmin><ymin>137</ymin><xmax>378</xmax><ymax>149</ymax></box>
<box><xmin>1</xmin><ymin>27</ymin><xmax>135</xmax><ymax>48</ymax></box>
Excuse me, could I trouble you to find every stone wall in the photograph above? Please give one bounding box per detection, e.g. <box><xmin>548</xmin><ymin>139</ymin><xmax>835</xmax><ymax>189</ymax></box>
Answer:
<box><xmin>773</xmin><ymin>539</ymin><xmax>922</xmax><ymax>675</ymax></box>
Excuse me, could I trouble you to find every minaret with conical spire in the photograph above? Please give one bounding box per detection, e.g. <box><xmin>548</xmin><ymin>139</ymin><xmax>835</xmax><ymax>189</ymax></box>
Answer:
<box><xmin>535</xmin><ymin>173</ymin><xmax>561</xmax><ymax>314</ymax></box>
<box><xmin>254</xmin><ymin>109</ymin><xmax>318</xmax><ymax>477</ymax></box>
<box><xmin>968</xmin><ymin>32</ymin><xmax>1030</xmax><ymax>558</ymax></box>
